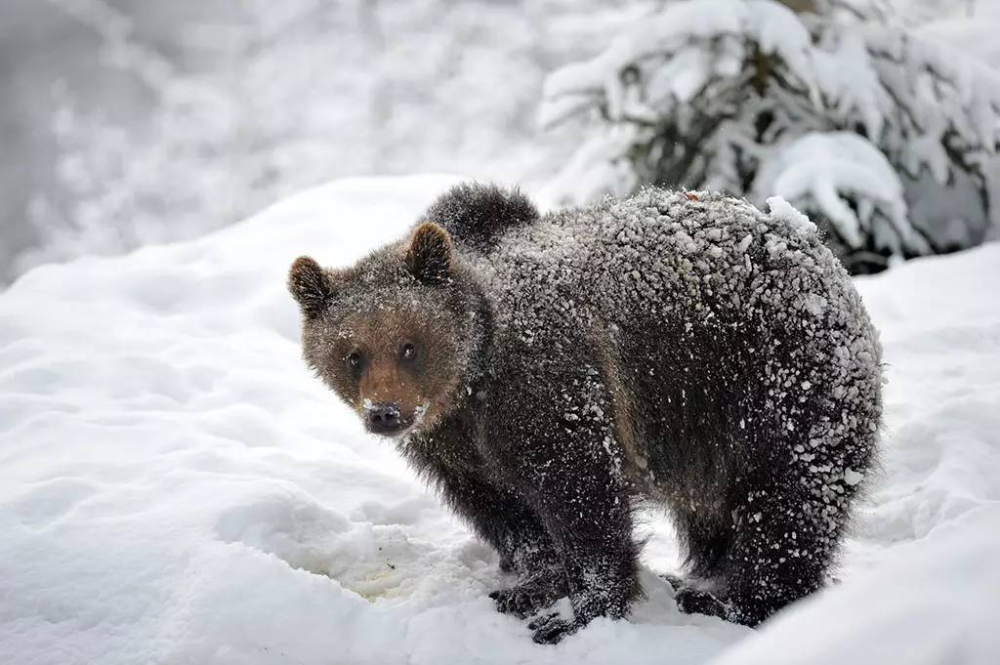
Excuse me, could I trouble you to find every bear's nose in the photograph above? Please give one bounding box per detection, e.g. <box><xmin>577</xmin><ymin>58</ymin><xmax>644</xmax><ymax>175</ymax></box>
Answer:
<box><xmin>365</xmin><ymin>402</ymin><xmax>407</xmax><ymax>435</ymax></box>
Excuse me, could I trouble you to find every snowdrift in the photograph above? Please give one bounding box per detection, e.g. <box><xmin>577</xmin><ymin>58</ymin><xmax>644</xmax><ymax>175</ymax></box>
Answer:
<box><xmin>1</xmin><ymin>176</ymin><xmax>997</xmax><ymax>664</ymax></box>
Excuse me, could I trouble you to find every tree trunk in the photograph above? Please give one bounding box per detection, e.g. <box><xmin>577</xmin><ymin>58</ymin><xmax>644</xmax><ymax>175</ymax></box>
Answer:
<box><xmin>778</xmin><ymin>0</ymin><xmax>818</xmax><ymax>13</ymax></box>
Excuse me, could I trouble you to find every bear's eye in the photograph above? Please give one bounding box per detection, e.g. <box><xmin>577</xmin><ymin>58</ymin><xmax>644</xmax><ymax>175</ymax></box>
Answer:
<box><xmin>346</xmin><ymin>350</ymin><xmax>364</xmax><ymax>368</ymax></box>
<box><xmin>401</xmin><ymin>343</ymin><xmax>416</xmax><ymax>361</ymax></box>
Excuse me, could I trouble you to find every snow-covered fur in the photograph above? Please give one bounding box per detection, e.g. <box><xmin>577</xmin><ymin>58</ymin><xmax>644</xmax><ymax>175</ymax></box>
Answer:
<box><xmin>288</xmin><ymin>183</ymin><xmax>883</xmax><ymax>644</ymax></box>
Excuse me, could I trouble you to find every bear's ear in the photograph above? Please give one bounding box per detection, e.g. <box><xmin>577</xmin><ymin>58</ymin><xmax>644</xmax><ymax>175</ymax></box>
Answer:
<box><xmin>288</xmin><ymin>256</ymin><xmax>335</xmax><ymax>317</ymax></box>
<box><xmin>406</xmin><ymin>223</ymin><xmax>453</xmax><ymax>285</ymax></box>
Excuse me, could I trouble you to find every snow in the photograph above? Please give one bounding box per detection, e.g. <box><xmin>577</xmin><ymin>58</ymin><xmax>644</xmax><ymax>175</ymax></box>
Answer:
<box><xmin>910</xmin><ymin>1</ymin><xmax>1000</xmax><ymax>70</ymax></box>
<box><xmin>2</xmin><ymin>176</ymin><xmax>999</xmax><ymax>664</ymax></box>
<box><xmin>11</xmin><ymin>0</ymin><xmax>650</xmax><ymax>286</ymax></box>
<box><xmin>765</xmin><ymin>196</ymin><xmax>817</xmax><ymax>236</ymax></box>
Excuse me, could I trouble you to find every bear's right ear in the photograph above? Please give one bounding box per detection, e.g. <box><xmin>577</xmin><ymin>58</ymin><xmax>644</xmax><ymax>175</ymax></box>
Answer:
<box><xmin>288</xmin><ymin>256</ymin><xmax>335</xmax><ymax>317</ymax></box>
<box><xmin>406</xmin><ymin>223</ymin><xmax>453</xmax><ymax>285</ymax></box>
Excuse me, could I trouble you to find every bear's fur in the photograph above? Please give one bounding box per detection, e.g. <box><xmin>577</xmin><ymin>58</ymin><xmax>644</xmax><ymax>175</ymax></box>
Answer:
<box><xmin>288</xmin><ymin>184</ymin><xmax>882</xmax><ymax>644</ymax></box>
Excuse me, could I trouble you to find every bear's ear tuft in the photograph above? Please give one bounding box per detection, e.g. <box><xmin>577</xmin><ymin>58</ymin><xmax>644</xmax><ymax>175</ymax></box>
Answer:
<box><xmin>288</xmin><ymin>256</ymin><xmax>335</xmax><ymax>317</ymax></box>
<box><xmin>406</xmin><ymin>223</ymin><xmax>453</xmax><ymax>285</ymax></box>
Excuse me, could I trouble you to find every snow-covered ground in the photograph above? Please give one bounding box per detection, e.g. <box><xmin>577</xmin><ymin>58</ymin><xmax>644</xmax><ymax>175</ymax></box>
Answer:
<box><xmin>1</xmin><ymin>176</ymin><xmax>997</xmax><ymax>664</ymax></box>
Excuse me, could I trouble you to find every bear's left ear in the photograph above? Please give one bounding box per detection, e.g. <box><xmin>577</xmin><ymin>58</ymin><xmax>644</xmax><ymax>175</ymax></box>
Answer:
<box><xmin>406</xmin><ymin>223</ymin><xmax>453</xmax><ymax>285</ymax></box>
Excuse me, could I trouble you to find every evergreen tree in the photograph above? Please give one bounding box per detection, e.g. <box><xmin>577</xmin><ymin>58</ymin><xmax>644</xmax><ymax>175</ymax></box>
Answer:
<box><xmin>540</xmin><ymin>0</ymin><xmax>1000</xmax><ymax>272</ymax></box>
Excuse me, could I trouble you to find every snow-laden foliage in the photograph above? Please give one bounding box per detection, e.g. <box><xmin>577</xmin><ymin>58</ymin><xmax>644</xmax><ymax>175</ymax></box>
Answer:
<box><xmin>540</xmin><ymin>0</ymin><xmax>1000</xmax><ymax>273</ymax></box>
<box><xmin>752</xmin><ymin>132</ymin><xmax>920</xmax><ymax>255</ymax></box>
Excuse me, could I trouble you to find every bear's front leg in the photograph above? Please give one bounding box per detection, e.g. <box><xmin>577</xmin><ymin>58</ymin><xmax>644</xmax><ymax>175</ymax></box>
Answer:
<box><xmin>422</xmin><ymin>462</ymin><xmax>568</xmax><ymax>617</ymax></box>
<box><xmin>485</xmin><ymin>503</ymin><xmax>569</xmax><ymax>619</ymax></box>
<box><xmin>490</xmin><ymin>567</ymin><xmax>567</xmax><ymax>619</ymax></box>
<box><xmin>490</xmin><ymin>349</ymin><xmax>642</xmax><ymax>644</ymax></box>
<box><xmin>523</xmin><ymin>481</ymin><xmax>641</xmax><ymax>644</ymax></box>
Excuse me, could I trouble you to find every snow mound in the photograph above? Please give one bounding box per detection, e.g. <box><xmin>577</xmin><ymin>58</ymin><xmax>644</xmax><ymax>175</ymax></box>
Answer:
<box><xmin>1</xmin><ymin>177</ymin><xmax>998</xmax><ymax>664</ymax></box>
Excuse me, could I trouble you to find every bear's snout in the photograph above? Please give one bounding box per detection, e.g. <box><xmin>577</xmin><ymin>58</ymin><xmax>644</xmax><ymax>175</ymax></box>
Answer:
<box><xmin>364</xmin><ymin>401</ymin><xmax>410</xmax><ymax>436</ymax></box>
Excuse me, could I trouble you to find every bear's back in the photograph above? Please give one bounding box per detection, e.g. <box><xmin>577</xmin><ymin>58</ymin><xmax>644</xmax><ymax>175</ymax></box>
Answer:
<box><xmin>470</xmin><ymin>188</ymin><xmax>858</xmax><ymax>339</ymax></box>
<box><xmin>467</xmin><ymin>189</ymin><xmax>880</xmax><ymax>428</ymax></box>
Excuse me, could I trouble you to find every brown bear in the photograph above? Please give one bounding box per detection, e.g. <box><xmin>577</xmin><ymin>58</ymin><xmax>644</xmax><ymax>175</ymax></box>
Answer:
<box><xmin>288</xmin><ymin>183</ymin><xmax>882</xmax><ymax>644</ymax></box>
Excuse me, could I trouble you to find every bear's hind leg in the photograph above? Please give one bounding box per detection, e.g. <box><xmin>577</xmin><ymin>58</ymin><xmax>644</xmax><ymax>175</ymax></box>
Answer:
<box><xmin>718</xmin><ymin>486</ymin><xmax>831</xmax><ymax>626</ymax></box>
<box><xmin>667</xmin><ymin>507</ymin><xmax>734</xmax><ymax>619</ymax></box>
<box><xmin>674</xmin><ymin>507</ymin><xmax>732</xmax><ymax>581</ymax></box>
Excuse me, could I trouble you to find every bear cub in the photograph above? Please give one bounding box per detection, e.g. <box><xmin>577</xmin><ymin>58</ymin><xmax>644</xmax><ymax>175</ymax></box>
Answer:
<box><xmin>289</xmin><ymin>183</ymin><xmax>882</xmax><ymax>644</ymax></box>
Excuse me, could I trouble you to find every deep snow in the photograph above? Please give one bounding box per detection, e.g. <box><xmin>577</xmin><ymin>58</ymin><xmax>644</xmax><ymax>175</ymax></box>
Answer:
<box><xmin>1</xmin><ymin>176</ymin><xmax>997</xmax><ymax>664</ymax></box>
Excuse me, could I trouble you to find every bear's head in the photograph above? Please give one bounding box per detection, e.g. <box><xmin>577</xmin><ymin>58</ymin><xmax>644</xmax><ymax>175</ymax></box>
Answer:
<box><xmin>288</xmin><ymin>223</ymin><xmax>483</xmax><ymax>439</ymax></box>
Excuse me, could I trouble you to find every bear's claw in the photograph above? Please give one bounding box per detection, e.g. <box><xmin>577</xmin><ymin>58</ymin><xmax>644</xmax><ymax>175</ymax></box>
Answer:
<box><xmin>674</xmin><ymin>586</ymin><xmax>730</xmax><ymax>620</ymax></box>
<box><xmin>528</xmin><ymin>612</ymin><xmax>580</xmax><ymax>644</ymax></box>
<box><xmin>490</xmin><ymin>582</ymin><xmax>562</xmax><ymax>619</ymax></box>
<box><xmin>491</xmin><ymin>566</ymin><xmax>567</xmax><ymax>619</ymax></box>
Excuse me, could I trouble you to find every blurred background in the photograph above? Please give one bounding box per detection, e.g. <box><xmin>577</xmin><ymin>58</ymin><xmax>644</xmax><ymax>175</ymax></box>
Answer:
<box><xmin>1</xmin><ymin>0</ymin><xmax>998</xmax><ymax>287</ymax></box>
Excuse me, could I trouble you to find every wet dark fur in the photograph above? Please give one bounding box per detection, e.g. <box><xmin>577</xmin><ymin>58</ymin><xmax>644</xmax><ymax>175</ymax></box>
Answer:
<box><xmin>289</xmin><ymin>183</ymin><xmax>882</xmax><ymax>644</ymax></box>
<box><xmin>418</xmin><ymin>182</ymin><xmax>539</xmax><ymax>253</ymax></box>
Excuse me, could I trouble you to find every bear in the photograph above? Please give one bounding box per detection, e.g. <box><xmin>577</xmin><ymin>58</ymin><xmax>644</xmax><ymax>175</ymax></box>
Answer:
<box><xmin>288</xmin><ymin>183</ymin><xmax>882</xmax><ymax>644</ymax></box>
